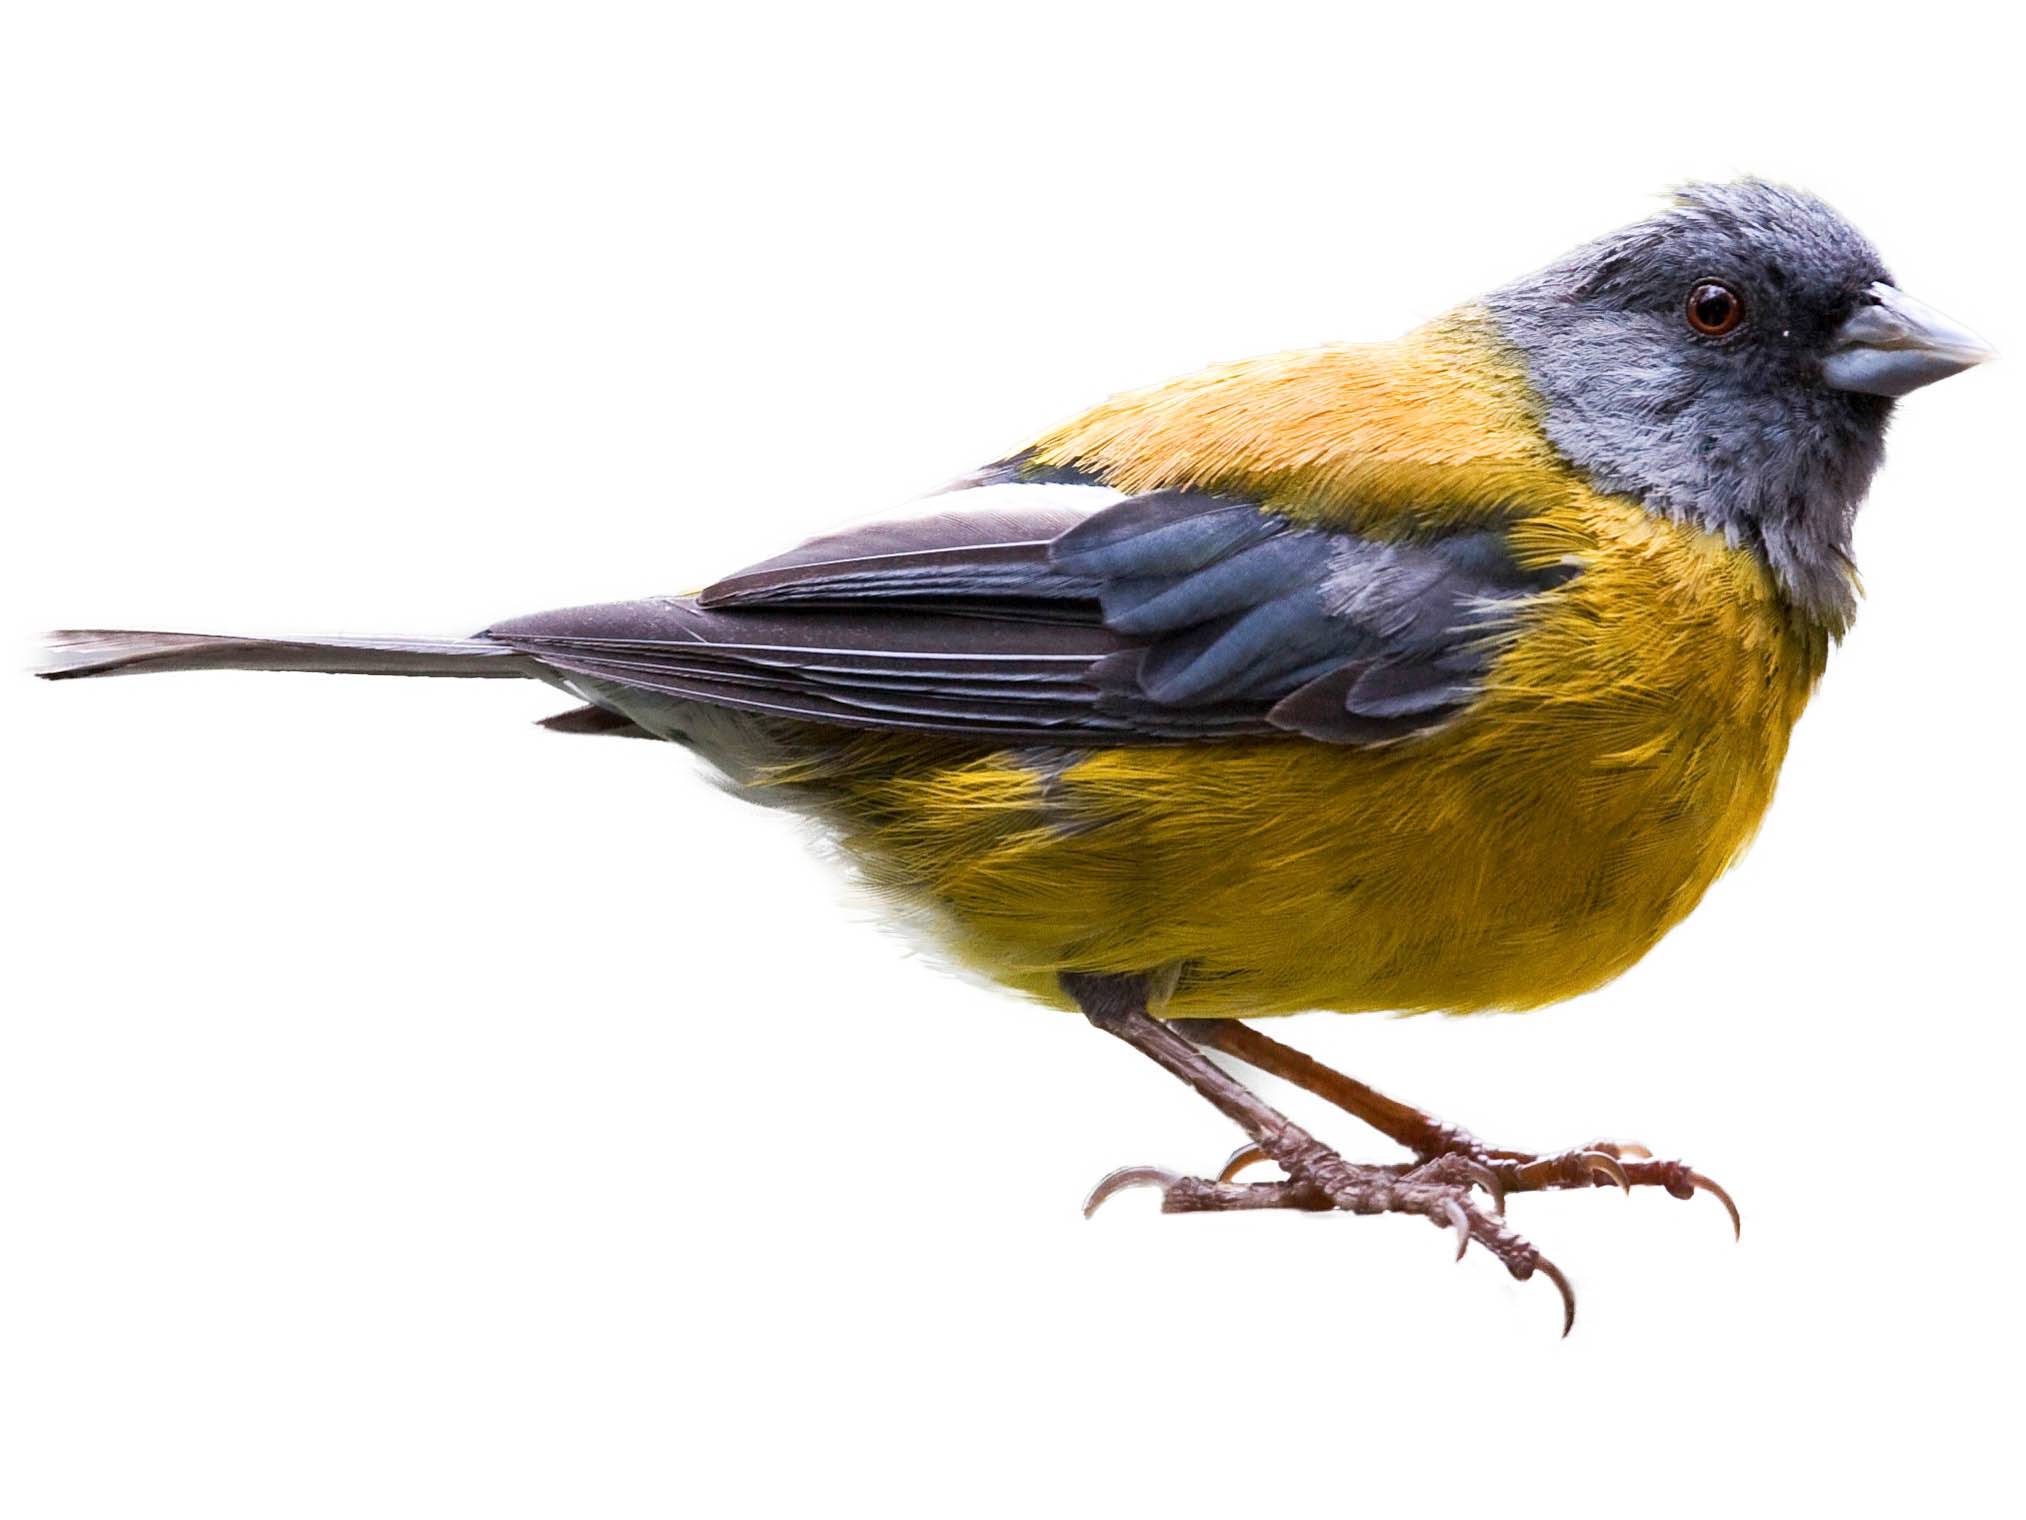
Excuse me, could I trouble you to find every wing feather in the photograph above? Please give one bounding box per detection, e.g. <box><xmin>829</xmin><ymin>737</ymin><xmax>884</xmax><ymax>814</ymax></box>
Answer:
<box><xmin>486</xmin><ymin>485</ymin><xmax>1576</xmax><ymax>745</ymax></box>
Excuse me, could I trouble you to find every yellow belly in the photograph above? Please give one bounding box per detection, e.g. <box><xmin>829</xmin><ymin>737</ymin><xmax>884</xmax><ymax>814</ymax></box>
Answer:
<box><xmin>756</xmin><ymin>494</ymin><xmax>1826</xmax><ymax>1017</ymax></box>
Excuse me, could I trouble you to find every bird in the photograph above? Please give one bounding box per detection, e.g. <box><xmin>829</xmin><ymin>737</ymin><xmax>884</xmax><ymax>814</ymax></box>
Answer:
<box><xmin>39</xmin><ymin>180</ymin><xmax>1993</xmax><ymax>1331</ymax></box>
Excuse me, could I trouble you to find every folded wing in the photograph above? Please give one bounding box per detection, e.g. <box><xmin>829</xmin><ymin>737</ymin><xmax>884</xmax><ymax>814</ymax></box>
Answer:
<box><xmin>484</xmin><ymin>484</ymin><xmax>1575</xmax><ymax>745</ymax></box>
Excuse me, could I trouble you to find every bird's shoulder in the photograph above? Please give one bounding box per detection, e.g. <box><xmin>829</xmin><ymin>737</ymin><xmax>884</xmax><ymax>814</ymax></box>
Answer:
<box><xmin>1010</xmin><ymin>306</ymin><xmax>1576</xmax><ymax>534</ymax></box>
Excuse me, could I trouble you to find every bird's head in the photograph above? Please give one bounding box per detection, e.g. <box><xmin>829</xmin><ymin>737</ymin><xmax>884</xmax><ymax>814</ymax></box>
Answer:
<box><xmin>1484</xmin><ymin>179</ymin><xmax>1992</xmax><ymax>629</ymax></box>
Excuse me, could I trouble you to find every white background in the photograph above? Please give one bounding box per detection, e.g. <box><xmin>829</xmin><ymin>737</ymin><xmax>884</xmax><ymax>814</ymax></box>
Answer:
<box><xmin>4</xmin><ymin>3</ymin><xmax>2020</xmax><ymax>1516</ymax></box>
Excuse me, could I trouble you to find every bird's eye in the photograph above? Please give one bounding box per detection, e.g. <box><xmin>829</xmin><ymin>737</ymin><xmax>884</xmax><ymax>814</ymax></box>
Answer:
<box><xmin>1686</xmin><ymin>282</ymin><xmax>1744</xmax><ymax>336</ymax></box>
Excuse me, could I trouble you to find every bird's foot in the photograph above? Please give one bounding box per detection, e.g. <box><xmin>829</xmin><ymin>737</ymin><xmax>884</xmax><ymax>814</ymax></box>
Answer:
<box><xmin>1084</xmin><ymin>1141</ymin><xmax>1575</xmax><ymax>1332</ymax></box>
<box><xmin>1489</xmin><ymin>1140</ymin><xmax>1741</xmax><ymax>1235</ymax></box>
<box><xmin>1217</xmin><ymin>1133</ymin><xmax>1739</xmax><ymax>1236</ymax></box>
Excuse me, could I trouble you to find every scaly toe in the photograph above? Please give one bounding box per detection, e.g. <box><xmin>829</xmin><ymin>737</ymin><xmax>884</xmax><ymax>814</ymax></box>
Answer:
<box><xmin>1614</xmin><ymin>1158</ymin><xmax>1743</xmax><ymax>1239</ymax></box>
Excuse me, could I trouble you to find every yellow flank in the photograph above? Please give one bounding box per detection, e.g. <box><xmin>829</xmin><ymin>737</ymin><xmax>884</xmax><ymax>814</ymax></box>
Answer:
<box><xmin>752</xmin><ymin>309</ymin><xmax>1835</xmax><ymax>1017</ymax></box>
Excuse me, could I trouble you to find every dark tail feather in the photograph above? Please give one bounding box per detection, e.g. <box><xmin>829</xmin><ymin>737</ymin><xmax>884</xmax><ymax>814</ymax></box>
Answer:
<box><xmin>36</xmin><ymin>630</ymin><xmax>531</xmax><ymax>681</ymax></box>
<box><xmin>536</xmin><ymin>703</ymin><xmax>657</xmax><ymax>739</ymax></box>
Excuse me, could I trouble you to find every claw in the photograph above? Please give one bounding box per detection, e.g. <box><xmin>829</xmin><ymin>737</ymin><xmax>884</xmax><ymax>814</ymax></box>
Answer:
<box><xmin>1580</xmin><ymin>1149</ymin><xmax>1632</xmax><ymax>1194</ymax></box>
<box><xmin>1690</xmin><ymin>1170</ymin><xmax>1742</xmax><ymax>1240</ymax></box>
<box><xmin>1217</xmin><ymin>1143</ymin><xmax>1271</xmax><ymax>1183</ymax></box>
<box><xmin>1530</xmin><ymin>1254</ymin><xmax>1577</xmax><ymax>1337</ymax></box>
<box><xmin>1604</xmin><ymin>1140</ymin><xmax>1654</xmax><ymax>1160</ymax></box>
<box><xmin>1460</xmin><ymin>1158</ymin><xmax>1506</xmax><ymax>1214</ymax></box>
<box><xmin>1082</xmin><ymin>1165</ymin><xmax>1183</xmax><ymax>1218</ymax></box>
<box><xmin>1442</xmin><ymin>1198</ymin><xmax>1471</xmax><ymax>1261</ymax></box>
<box><xmin>1406</xmin><ymin>1153</ymin><xmax>1506</xmax><ymax>1214</ymax></box>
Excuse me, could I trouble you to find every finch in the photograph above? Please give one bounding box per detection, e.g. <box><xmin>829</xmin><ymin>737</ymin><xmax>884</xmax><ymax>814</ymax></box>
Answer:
<box><xmin>40</xmin><ymin>180</ymin><xmax>1993</xmax><ymax>1330</ymax></box>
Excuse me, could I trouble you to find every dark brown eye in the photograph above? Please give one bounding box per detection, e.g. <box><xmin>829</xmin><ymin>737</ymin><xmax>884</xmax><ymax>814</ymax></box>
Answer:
<box><xmin>1686</xmin><ymin>281</ymin><xmax>1744</xmax><ymax>335</ymax></box>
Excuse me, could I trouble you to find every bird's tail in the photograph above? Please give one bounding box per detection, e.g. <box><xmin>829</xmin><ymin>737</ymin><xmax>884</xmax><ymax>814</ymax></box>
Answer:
<box><xmin>35</xmin><ymin>629</ymin><xmax>530</xmax><ymax>681</ymax></box>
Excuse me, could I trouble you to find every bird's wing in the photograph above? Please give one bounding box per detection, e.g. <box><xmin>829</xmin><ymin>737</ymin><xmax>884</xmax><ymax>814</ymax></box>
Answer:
<box><xmin>486</xmin><ymin>483</ymin><xmax>1575</xmax><ymax>745</ymax></box>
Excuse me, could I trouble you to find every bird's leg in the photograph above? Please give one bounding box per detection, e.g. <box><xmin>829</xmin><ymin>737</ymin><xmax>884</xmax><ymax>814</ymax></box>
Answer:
<box><xmin>1064</xmin><ymin>973</ymin><xmax>1575</xmax><ymax>1332</ymax></box>
<box><xmin>1173</xmin><ymin>1018</ymin><xmax>1738</xmax><ymax>1234</ymax></box>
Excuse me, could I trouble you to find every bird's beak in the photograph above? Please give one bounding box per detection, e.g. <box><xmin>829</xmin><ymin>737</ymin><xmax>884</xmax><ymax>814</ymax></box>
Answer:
<box><xmin>1822</xmin><ymin>282</ymin><xmax>1995</xmax><ymax>397</ymax></box>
